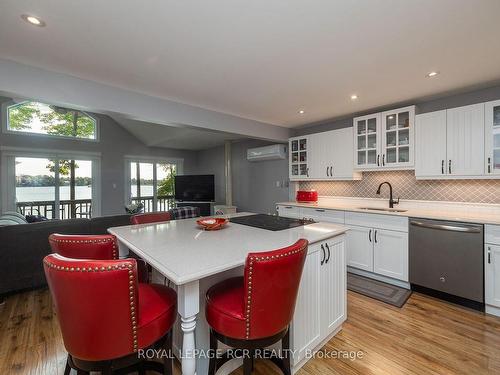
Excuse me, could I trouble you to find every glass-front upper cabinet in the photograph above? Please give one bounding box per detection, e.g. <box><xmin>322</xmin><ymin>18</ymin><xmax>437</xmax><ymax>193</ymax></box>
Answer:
<box><xmin>289</xmin><ymin>136</ymin><xmax>309</xmax><ymax>179</ymax></box>
<box><xmin>381</xmin><ymin>106</ymin><xmax>415</xmax><ymax>168</ymax></box>
<box><xmin>354</xmin><ymin>113</ymin><xmax>381</xmax><ymax>169</ymax></box>
<box><xmin>485</xmin><ymin>100</ymin><xmax>500</xmax><ymax>175</ymax></box>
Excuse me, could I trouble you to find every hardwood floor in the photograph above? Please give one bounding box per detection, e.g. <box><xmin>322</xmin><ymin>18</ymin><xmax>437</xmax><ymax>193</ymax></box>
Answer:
<box><xmin>1</xmin><ymin>289</ymin><xmax>500</xmax><ymax>374</ymax></box>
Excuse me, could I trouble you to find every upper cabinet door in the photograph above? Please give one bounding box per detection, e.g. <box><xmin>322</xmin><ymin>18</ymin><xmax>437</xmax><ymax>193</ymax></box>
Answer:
<box><xmin>446</xmin><ymin>103</ymin><xmax>485</xmax><ymax>176</ymax></box>
<box><xmin>381</xmin><ymin>106</ymin><xmax>415</xmax><ymax>168</ymax></box>
<box><xmin>485</xmin><ymin>100</ymin><xmax>500</xmax><ymax>175</ymax></box>
<box><xmin>289</xmin><ymin>136</ymin><xmax>310</xmax><ymax>180</ymax></box>
<box><xmin>353</xmin><ymin>113</ymin><xmax>381</xmax><ymax>169</ymax></box>
<box><xmin>331</xmin><ymin>127</ymin><xmax>357</xmax><ymax>179</ymax></box>
<box><xmin>415</xmin><ymin>110</ymin><xmax>447</xmax><ymax>178</ymax></box>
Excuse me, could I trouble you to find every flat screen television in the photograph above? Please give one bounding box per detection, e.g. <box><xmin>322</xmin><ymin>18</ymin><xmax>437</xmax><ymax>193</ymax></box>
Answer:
<box><xmin>174</xmin><ymin>174</ymin><xmax>215</xmax><ymax>202</ymax></box>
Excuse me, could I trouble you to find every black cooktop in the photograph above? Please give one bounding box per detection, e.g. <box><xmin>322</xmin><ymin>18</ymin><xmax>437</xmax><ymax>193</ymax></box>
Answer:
<box><xmin>229</xmin><ymin>214</ymin><xmax>315</xmax><ymax>231</ymax></box>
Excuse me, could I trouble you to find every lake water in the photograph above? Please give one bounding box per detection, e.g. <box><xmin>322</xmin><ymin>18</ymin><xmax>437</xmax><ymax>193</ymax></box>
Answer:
<box><xmin>16</xmin><ymin>185</ymin><xmax>154</xmax><ymax>202</ymax></box>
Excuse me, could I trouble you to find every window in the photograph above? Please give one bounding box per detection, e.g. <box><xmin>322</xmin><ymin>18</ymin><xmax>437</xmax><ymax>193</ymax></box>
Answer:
<box><xmin>5</xmin><ymin>101</ymin><xmax>98</xmax><ymax>140</ymax></box>
<box><xmin>126</xmin><ymin>158</ymin><xmax>181</xmax><ymax>213</ymax></box>
<box><xmin>1</xmin><ymin>150</ymin><xmax>100</xmax><ymax>219</ymax></box>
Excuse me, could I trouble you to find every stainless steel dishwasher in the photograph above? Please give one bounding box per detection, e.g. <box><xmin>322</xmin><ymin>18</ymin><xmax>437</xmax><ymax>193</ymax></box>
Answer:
<box><xmin>409</xmin><ymin>218</ymin><xmax>484</xmax><ymax>310</ymax></box>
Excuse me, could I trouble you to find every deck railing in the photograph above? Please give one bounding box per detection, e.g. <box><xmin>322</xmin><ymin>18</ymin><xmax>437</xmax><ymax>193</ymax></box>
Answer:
<box><xmin>16</xmin><ymin>195</ymin><xmax>175</xmax><ymax>220</ymax></box>
<box><xmin>130</xmin><ymin>195</ymin><xmax>176</xmax><ymax>213</ymax></box>
<box><xmin>16</xmin><ymin>199</ymin><xmax>93</xmax><ymax>220</ymax></box>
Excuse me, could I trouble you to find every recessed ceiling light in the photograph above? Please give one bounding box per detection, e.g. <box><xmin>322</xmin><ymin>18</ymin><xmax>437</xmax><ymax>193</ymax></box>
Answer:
<box><xmin>427</xmin><ymin>71</ymin><xmax>439</xmax><ymax>78</ymax></box>
<box><xmin>298</xmin><ymin>110</ymin><xmax>305</xmax><ymax>114</ymax></box>
<box><xmin>21</xmin><ymin>14</ymin><xmax>46</xmax><ymax>27</ymax></box>
<box><xmin>350</xmin><ymin>94</ymin><xmax>358</xmax><ymax>100</ymax></box>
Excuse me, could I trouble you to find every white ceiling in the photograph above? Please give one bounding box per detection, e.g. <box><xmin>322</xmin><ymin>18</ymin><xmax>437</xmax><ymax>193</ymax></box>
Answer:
<box><xmin>1</xmin><ymin>0</ymin><xmax>500</xmax><ymax>127</ymax></box>
<box><xmin>113</xmin><ymin>116</ymin><xmax>243</xmax><ymax>150</ymax></box>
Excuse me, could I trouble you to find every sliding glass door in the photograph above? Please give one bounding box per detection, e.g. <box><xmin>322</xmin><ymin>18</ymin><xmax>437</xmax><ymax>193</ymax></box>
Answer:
<box><xmin>2</xmin><ymin>151</ymin><xmax>100</xmax><ymax>219</ymax></box>
<box><xmin>126</xmin><ymin>158</ymin><xmax>180</xmax><ymax>213</ymax></box>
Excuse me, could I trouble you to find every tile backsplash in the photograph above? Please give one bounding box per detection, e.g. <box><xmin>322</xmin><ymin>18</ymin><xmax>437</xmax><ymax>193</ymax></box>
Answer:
<box><xmin>299</xmin><ymin>171</ymin><xmax>500</xmax><ymax>204</ymax></box>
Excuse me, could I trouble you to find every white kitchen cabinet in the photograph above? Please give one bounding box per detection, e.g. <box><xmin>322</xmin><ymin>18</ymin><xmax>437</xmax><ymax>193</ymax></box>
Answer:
<box><xmin>345</xmin><ymin>213</ymin><xmax>408</xmax><ymax>283</ymax></box>
<box><xmin>275</xmin><ymin>205</ymin><xmax>301</xmax><ymax>219</ymax></box>
<box><xmin>346</xmin><ymin>225</ymin><xmax>373</xmax><ymax>272</ymax></box>
<box><xmin>330</xmin><ymin>127</ymin><xmax>360</xmax><ymax>179</ymax></box>
<box><xmin>292</xmin><ymin>248</ymin><xmax>322</xmax><ymax>365</ymax></box>
<box><xmin>415</xmin><ymin>110</ymin><xmax>448</xmax><ymax>178</ymax></box>
<box><xmin>381</xmin><ymin>106</ymin><xmax>415</xmax><ymax>168</ymax></box>
<box><xmin>289</xmin><ymin>128</ymin><xmax>361</xmax><ymax>181</ymax></box>
<box><xmin>300</xmin><ymin>207</ymin><xmax>345</xmax><ymax>224</ymax></box>
<box><xmin>373</xmin><ymin>229</ymin><xmax>408</xmax><ymax>281</ymax></box>
<box><xmin>354</xmin><ymin>106</ymin><xmax>415</xmax><ymax>171</ymax></box>
<box><xmin>354</xmin><ymin>113</ymin><xmax>381</xmax><ymax>169</ymax></box>
<box><xmin>292</xmin><ymin>236</ymin><xmax>347</xmax><ymax>368</ymax></box>
<box><xmin>485</xmin><ymin>99</ymin><xmax>500</xmax><ymax>175</ymax></box>
<box><xmin>289</xmin><ymin>136</ymin><xmax>310</xmax><ymax>180</ymax></box>
<box><xmin>416</xmin><ymin>103</ymin><xmax>486</xmax><ymax>179</ymax></box>
<box><xmin>321</xmin><ymin>238</ymin><xmax>347</xmax><ymax>335</ymax></box>
<box><xmin>446</xmin><ymin>103</ymin><xmax>485</xmax><ymax>176</ymax></box>
<box><xmin>486</xmin><ymin>244</ymin><xmax>500</xmax><ymax>311</ymax></box>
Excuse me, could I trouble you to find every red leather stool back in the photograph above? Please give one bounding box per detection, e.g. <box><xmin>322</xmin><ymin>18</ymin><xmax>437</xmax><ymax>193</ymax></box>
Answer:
<box><xmin>131</xmin><ymin>212</ymin><xmax>171</xmax><ymax>225</ymax></box>
<box><xmin>49</xmin><ymin>234</ymin><xmax>119</xmax><ymax>260</ymax></box>
<box><xmin>44</xmin><ymin>254</ymin><xmax>139</xmax><ymax>361</ymax></box>
<box><xmin>244</xmin><ymin>239</ymin><xmax>308</xmax><ymax>339</ymax></box>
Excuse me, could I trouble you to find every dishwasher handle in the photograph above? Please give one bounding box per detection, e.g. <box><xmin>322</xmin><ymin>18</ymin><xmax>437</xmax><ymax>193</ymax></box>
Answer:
<box><xmin>410</xmin><ymin>220</ymin><xmax>482</xmax><ymax>233</ymax></box>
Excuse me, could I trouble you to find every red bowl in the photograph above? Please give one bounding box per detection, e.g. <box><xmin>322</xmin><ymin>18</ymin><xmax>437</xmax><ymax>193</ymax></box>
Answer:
<box><xmin>296</xmin><ymin>190</ymin><xmax>318</xmax><ymax>202</ymax></box>
<box><xmin>196</xmin><ymin>218</ymin><xmax>229</xmax><ymax>231</ymax></box>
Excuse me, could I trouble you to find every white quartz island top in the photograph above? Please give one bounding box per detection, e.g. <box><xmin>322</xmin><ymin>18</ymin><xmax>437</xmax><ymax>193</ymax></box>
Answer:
<box><xmin>108</xmin><ymin>212</ymin><xmax>347</xmax><ymax>285</ymax></box>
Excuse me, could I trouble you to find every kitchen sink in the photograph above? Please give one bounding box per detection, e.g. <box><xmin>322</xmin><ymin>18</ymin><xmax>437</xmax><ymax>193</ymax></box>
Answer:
<box><xmin>357</xmin><ymin>207</ymin><xmax>408</xmax><ymax>213</ymax></box>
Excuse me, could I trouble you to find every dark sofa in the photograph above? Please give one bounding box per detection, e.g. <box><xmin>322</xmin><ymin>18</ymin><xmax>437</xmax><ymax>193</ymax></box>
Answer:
<box><xmin>0</xmin><ymin>214</ymin><xmax>131</xmax><ymax>298</ymax></box>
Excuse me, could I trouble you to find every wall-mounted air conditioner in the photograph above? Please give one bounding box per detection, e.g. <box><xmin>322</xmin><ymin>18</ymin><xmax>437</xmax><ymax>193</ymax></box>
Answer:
<box><xmin>247</xmin><ymin>144</ymin><xmax>287</xmax><ymax>162</ymax></box>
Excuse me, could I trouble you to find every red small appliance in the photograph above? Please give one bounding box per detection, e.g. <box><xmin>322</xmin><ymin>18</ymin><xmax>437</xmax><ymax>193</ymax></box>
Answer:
<box><xmin>296</xmin><ymin>190</ymin><xmax>318</xmax><ymax>203</ymax></box>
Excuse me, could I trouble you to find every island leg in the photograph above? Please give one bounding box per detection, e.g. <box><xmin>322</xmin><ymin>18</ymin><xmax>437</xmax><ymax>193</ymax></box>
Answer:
<box><xmin>178</xmin><ymin>280</ymin><xmax>200</xmax><ymax>375</ymax></box>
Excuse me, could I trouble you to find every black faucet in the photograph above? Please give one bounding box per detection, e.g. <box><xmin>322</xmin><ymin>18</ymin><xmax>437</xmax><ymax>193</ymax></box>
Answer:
<box><xmin>376</xmin><ymin>182</ymin><xmax>400</xmax><ymax>208</ymax></box>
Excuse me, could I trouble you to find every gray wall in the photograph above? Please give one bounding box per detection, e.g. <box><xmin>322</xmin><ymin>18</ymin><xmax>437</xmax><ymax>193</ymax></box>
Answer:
<box><xmin>0</xmin><ymin>97</ymin><xmax>198</xmax><ymax>216</ymax></box>
<box><xmin>293</xmin><ymin>83</ymin><xmax>500</xmax><ymax>136</ymax></box>
<box><xmin>195</xmin><ymin>140</ymin><xmax>289</xmax><ymax>214</ymax></box>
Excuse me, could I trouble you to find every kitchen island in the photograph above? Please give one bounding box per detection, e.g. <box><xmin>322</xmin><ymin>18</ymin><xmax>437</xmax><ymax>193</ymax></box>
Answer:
<box><xmin>109</xmin><ymin>213</ymin><xmax>348</xmax><ymax>375</ymax></box>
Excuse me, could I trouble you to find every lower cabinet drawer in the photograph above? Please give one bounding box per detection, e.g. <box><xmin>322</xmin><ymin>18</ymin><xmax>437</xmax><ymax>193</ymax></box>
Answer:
<box><xmin>276</xmin><ymin>205</ymin><xmax>301</xmax><ymax>218</ymax></box>
<box><xmin>345</xmin><ymin>211</ymin><xmax>408</xmax><ymax>232</ymax></box>
<box><xmin>301</xmin><ymin>207</ymin><xmax>345</xmax><ymax>224</ymax></box>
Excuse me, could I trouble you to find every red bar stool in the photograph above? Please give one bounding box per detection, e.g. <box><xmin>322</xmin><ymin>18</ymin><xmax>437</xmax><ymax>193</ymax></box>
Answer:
<box><xmin>44</xmin><ymin>254</ymin><xmax>177</xmax><ymax>375</ymax></box>
<box><xmin>131</xmin><ymin>212</ymin><xmax>172</xmax><ymax>225</ymax></box>
<box><xmin>206</xmin><ymin>239</ymin><xmax>308</xmax><ymax>375</ymax></box>
<box><xmin>49</xmin><ymin>233</ymin><xmax>149</xmax><ymax>282</ymax></box>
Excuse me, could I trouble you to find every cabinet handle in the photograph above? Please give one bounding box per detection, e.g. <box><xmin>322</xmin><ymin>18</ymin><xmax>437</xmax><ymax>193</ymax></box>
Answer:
<box><xmin>449</xmin><ymin>160</ymin><xmax>452</xmax><ymax>174</ymax></box>
<box><xmin>315</xmin><ymin>209</ymin><xmax>325</xmax><ymax>212</ymax></box>
<box><xmin>284</xmin><ymin>206</ymin><xmax>293</xmax><ymax>209</ymax></box>
<box><xmin>488</xmin><ymin>247</ymin><xmax>491</xmax><ymax>264</ymax></box>
<box><xmin>325</xmin><ymin>243</ymin><xmax>331</xmax><ymax>264</ymax></box>
<box><xmin>374</xmin><ymin>230</ymin><xmax>378</xmax><ymax>243</ymax></box>
<box><xmin>330</xmin><ymin>166</ymin><xmax>333</xmax><ymax>176</ymax></box>
<box><xmin>377</xmin><ymin>154</ymin><xmax>380</xmax><ymax>166</ymax></box>
<box><xmin>306</xmin><ymin>167</ymin><xmax>309</xmax><ymax>177</ymax></box>
<box><xmin>369</xmin><ymin>229</ymin><xmax>372</xmax><ymax>242</ymax></box>
<box><xmin>382</xmin><ymin>154</ymin><xmax>386</xmax><ymax>166</ymax></box>
<box><xmin>326</xmin><ymin>166</ymin><xmax>329</xmax><ymax>176</ymax></box>
<box><xmin>441</xmin><ymin>160</ymin><xmax>445</xmax><ymax>174</ymax></box>
<box><xmin>320</xmin><ymin>244</ymin><xmax>326</xmax><ymax>265</ymax></box>
<box><xmin>488</xmin><ymin>157</ymin><xmax>492</xmax><ymax>174</ymax></box>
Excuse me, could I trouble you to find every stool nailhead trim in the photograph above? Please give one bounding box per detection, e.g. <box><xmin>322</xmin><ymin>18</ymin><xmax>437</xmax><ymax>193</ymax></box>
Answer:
<box><xmin>244</xmin><ymin>242</ymin><xmax>307</xmax><ymax>339</ymax></box>
<box><xmin>50</xmin><ymin>236</ymin><xmax>119</xmax><ymax>259</ymax></box>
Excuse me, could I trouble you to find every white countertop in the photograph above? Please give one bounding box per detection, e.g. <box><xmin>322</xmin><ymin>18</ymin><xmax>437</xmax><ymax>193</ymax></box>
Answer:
<box><xmin>277</xmin><ymin>200</ymin><xmax>500</xmax><ymax>225</ymax></box>
<box><xmin>108</xmin><ymin>212</ymin><xmax>347</xmax><ymax>285</ymax></box>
